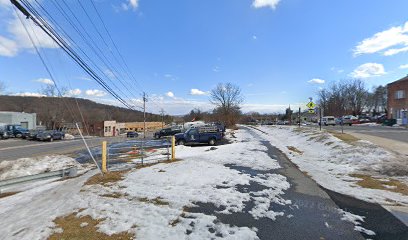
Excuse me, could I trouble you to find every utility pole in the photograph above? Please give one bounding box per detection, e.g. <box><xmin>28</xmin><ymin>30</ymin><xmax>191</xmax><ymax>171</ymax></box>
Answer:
<box><xmin>160</xmin><ymin>109</ymin><xmax>165</xmax><ymax>129</ymax></box>
<box><xmin>142</xmin><ymin>92</ymin><xmax>147</xmax><ymax>139</ymax></box>
<box><xmin>298</xmin><ymin>107</ymin><xmax>301</xmax><ymax>127</ymax></box>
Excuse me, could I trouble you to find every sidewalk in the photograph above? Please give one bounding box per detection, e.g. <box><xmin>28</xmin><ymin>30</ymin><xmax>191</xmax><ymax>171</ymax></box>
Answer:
<box><xmin>347</xmin><ymin>131</ymin><xmax>408</xmax><ymax>156</ymax></box>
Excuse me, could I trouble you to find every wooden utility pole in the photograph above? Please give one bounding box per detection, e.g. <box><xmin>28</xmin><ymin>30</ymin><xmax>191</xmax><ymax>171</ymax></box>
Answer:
<box><xmin>160</xmin><ymin>109</ymin><xmax>165</xmax><ymax>128</ymax></box>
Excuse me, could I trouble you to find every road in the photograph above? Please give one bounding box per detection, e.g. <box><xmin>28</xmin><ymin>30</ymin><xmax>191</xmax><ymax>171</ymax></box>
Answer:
<box><xmin>0</xmin><ymin>136</ymin><xmax>126</xmax><ymax>162</ymax></box>
<box><xmin>309</xmin><ymin>124</ymin><xmax>408</xmax><ymax>143</ymax></box>
<box><xmin>188</xmin><ymin>126</ymin><xmax>408</xmax><ymax>240</ymax></box>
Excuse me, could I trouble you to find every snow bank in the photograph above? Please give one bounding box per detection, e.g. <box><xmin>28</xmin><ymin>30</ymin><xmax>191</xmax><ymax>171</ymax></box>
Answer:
<box><xmin>64</xmin><ymin>134</ymin><xmax>75</xmax><ymax>140</ymax></box>
<box><xmin>257</xmin><ymin>125</ymin><xmax>408</xmax><ymax>206</ymax></box>
<box><xmin>0</xmin><ymin>155</ymin><xmax>83</xmax><ymax>180</ymax></box>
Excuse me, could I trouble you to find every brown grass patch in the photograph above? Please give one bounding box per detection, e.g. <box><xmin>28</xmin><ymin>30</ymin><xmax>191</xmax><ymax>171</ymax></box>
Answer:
<box><xmin>138</xmin><ymin>197</ymin><xmax>169</xmax><ymax>206</ymax></box>
<box><xmin>328</xmin><ymin>131</ymin><xmax>359</xmax><ymax>143</ymax></box>
<box><xmin>100</xmin><ymin>192</ymin><xmax>127</xmax><ymax>199</ymax></box>
<box><xmin>84</xmin><ymin>170</ymin><xmax>129</xmax><ymax>186</ymax></box>
<box><xmin>48</xmin><ymin>213</ymin><xmax>134</xmax><ymax>240</ymax></box>
<box><xmin>287</xmin><ymin>146</ymin><xmax>303</xmax><ymax>155</ymax></box>
<box><xmin>350</xmin><ymin>174</ymin><xmax>408</xmax><ymax>195</ymax></box>
<box><xmin>170</xmin><ymin>206</ymin><xmax>190</xmax><ymax>227</ymax></box>
<box><xmin>0</xmin><ymin>191</ymin><xmax>19</xmax><ymax>199</ymax></box>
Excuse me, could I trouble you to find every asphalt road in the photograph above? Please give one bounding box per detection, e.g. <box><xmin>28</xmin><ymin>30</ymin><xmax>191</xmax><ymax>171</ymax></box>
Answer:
<box><xmin>308</xmin><ymin>124</ymin><xmax>408</xmax><ymax>143</ymax></box>
<box><xmin>0</xmin><ymin>136</ymin><xmax>126</xmax><ymax>162</ymax></box>
<box><xmin>222</xmin><ymin>126</ymin><xmax>407</xmax><ymax>240</ymax></box>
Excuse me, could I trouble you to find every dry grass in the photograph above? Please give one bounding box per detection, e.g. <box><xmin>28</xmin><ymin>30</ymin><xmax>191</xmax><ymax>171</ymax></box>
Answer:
<box><xmin>100</xmin><ymin>192</ymin><xmax>127</xmax><ymax>199</ymax></box>
<box><xmin>0</xmin><ymin>191</ymin><xmax>19</xmax><ymax>199</ymax></box>
<box><xmin>169</xmin><ymin>207</ymin><xmax>189</xmax><ymax>227</ymax></box>
<box><xmin>138</xmin><ymin>197</ymin><xmax>169</xmax><ymax>206</ymax></box>
<box><xmin>328</xmin><ymin>130</ymin><xmax>359</xmax><ymax>143</ymax></box>
<box><xmin>84</xmin><ymin>170</ymin><xmax>129</xmax><ymax>186</ymax></box>
<box><xmin>287</xmin><ymin>146</ymin><xmax>303</xmax><ymax>155</ymax></box>
<box><xmin>350</xmin><ymin>174</ymin><xmax>408</xmax><ymax>195</ymax></box>
<box><xmin>48</xmin><ymin>213</ymin><xmax>134</xmax><ymax>240</ymax></box>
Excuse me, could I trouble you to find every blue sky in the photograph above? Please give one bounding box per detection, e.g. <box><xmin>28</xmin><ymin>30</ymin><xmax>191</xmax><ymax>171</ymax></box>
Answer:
<box><xmin>1</xmin><ymin>0</ymin><xmax>408</xmax><ymax>114</ymax></box>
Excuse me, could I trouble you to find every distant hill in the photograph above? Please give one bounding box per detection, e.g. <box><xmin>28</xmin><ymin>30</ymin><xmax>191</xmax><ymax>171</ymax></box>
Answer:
<box><xmin>0</xmin><ymin>95</ymin><xmax>167</xmax><ymax>129</ymax></box>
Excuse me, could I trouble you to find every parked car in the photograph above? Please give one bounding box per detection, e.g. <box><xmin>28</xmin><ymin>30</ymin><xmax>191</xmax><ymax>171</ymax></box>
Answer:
<box><xmin>342</xmin><ymin>115</ymin><xmax>358</xmax><ymax>126</ymax></box>
<box><xmin>36</xmin><ymin>130</ymin><xmax>65</xmax><ymax>142</ymax></box>
<box><xmin>320</xmin><ymin>116</ymin><xmax>336</xmax><ymax>126</ymax></box>
<box><xmin>126</xmin><ymin>131</ymin><xmax>139</xmax><ymax>138</ymax></box>
<box><xmin>0</xmin><ymin>127</ymin><xmax>10</xmax><ymax>140</ymax></box>
<box><xmin>175</xmin><ymin>126</ymin><xmax>223</xmax><ymax>146</ymax></box>
<box><xmin>154</xmin><ymin>127</ymin><xmax>181</xmax><ymax>139</ymax></box>
<box><xmin>358</xmin><ymin>116</ymin><xmax>371</xmax><ymax>123</ymax></box>
<box><xmin>5</xmin><ymin>124</ymin><xmax>30</xmax><ymax>138</ymax></box>
<box><xmin>26</xmin><ymin>130</ymin><xmax>43</xmax><ymax>140</ymax></box>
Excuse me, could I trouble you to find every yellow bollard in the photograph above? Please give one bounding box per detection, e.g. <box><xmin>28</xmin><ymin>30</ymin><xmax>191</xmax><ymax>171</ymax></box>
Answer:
<box><xmin>171</xmin><ymin>136</ymin><xmax>175</xmax><ymax>161</ymax></box>
<box><xmin>102</xmin><ymin>141</ymin><xmax>107</xmax><ymax>173</ymax></box>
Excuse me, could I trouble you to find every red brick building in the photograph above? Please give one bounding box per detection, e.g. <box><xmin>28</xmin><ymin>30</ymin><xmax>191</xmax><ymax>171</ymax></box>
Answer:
<box><xmin>387</xmin><ymin>75</ymin><xmax>408</xmax><ymax>125</ymax></box>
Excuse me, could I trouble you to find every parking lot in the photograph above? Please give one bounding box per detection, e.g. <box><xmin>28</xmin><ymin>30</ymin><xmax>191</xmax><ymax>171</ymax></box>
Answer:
<box><xmin>0</xmin><ymin>136</ymin><xmax>126</xmax><ymax>162</ymax></box>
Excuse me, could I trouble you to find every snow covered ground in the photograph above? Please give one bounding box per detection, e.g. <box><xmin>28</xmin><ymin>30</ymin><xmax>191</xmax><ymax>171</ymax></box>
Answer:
<box><xmin>0</xmin><ymin>130</ymin><xmax>291</xmax><ymax>240</ymax></box>
<box><xmin>257</xmin><ymin>125</ymin><xmax>408</xmax><ymax>207</ymax></box>
<box><xmin>0</xmin><ymin>155</ymin><xmax>85</xmax><ymax>180</ymax></box>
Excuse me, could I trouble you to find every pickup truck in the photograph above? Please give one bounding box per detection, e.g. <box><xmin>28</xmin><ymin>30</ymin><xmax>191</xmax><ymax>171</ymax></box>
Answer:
<box><xmin>174</xmin><ymin>127</ymin><xmax>223</xmax><ymax>146</ymax></box>
<box><xmin>5</xmin><ymin>124</ymin><xmax>30</xmax><ymax>138</ymax></box>
<box><xmin>154</xmin><ymin>127</ymin><xmax>182</xmax><ymax>139</ymax></box>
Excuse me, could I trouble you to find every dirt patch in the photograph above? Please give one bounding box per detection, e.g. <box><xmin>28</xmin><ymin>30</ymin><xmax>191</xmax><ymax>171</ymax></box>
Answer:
<box><xmin>287</xmin><ymin>146</ymin><xmax>303</xmax><ymax>155</ymax></box>
<box><xmin>48</xmin><ymin>213</ymin><xmax>134</xmax><ymax>240</ymax></box>
<box><xmin>84</xmin><ymin>170</ymin><xmax>129</xmax><ymax>186</ymax></box>
<box><xmin>350</xmin><ymin>174</ymin><xmax>408</xmax><ymax>195</ymax></box>
<box><xmin>0</xmin><ymin>191</ymin><xmax>19</xmax><ymax>199</ymax></box>
<box><xmin>328</xmin><ymin>131</ymin><xmax>359</xmax><ymax>143</ymax></box>
<box><xmin>100</xmin><ymin>192</ymin><xmax>127</xmax><ymax>199</ymax></box>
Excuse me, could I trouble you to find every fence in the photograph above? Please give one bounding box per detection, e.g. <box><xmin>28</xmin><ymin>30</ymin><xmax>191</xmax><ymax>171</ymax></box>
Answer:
<box><xmin>101</xmin><ymin>136</ymin><xmax>176</xmax><ymax>172</ymax></box>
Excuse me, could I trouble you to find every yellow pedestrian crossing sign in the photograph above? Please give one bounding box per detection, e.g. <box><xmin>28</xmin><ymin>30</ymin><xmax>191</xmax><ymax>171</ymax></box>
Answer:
<box><xmin>308</xmin><ymin>109</ymin><xmax>315</xmax><ymax>113</ymax></box>
<box><xmin>306</xmin><ymin>101</ymin><xmax>316</xmax><ymax>109</ymax></box>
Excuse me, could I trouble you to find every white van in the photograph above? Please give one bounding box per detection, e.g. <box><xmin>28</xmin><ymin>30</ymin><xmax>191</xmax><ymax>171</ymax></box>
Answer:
<box><xmin>183</xmin><ymin>121</ymin><xmax>205</xmax><ymax>130</ymax></box>
<box><xmin>320</xmin><ymin>116</ymin><xmax>336</xmax><ymax>126</ymax></box>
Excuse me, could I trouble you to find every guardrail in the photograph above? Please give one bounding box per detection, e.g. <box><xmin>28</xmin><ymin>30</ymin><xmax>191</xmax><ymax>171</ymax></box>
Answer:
<box><xmin>0</xmin><ymin>167</ymin><xmax>78</xmax><ymax>189</ymax></box>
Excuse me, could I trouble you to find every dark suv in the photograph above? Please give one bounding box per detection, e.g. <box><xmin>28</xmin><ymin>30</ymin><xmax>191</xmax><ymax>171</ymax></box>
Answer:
<box><xmin>154</xmin><ymin>127</ymin><xmax>182</xmax><ymax>139</ymax></box>
<box><xmin>5</xmin><ymin>125</ymin><xmax>30</xmax><ymax>138</ymax></box>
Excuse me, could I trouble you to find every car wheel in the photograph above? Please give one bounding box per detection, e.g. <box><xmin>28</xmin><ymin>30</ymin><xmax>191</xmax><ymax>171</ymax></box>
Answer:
<box><xmin>61</xmin><ymin>136</ymin><xmax>65</xmax><ymax>140</ymax></box>
<box><xmin>208</xmin><ymin>138</ymin><xmax>216</xmax><ymax>146</ymax></box>
<box><xmin>49</xmin><ymin>137</ymin><xmax>54</xmax><ymax>142</ymax></box>
<box><xmin>16</xmin><ymin>133</ymin><xmax>22</xmax><ymax>138</ymax></box>
<box><xmin>177</xmin><ymin>140</ymin><xmax>185</xmax><ymax>146</ymax></box>
<box><xmin>349</xmin><ymin>124</ymin><xmax>352</xmax><ymax>126</ymax></box>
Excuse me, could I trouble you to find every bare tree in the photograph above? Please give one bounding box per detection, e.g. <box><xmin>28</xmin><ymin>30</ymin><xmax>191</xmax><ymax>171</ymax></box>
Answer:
<box><xmin>210</xmin><ymin>83</ymin><xmax>244</xmax><ymax>126</ymax></box>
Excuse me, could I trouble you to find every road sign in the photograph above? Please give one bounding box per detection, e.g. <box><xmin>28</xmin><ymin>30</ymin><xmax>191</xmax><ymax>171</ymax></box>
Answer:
<box><xmin>308</xmin><ymin>109</ymin><xmax>315</xmax><ymax>113</ymax></box>
<box><xmin>306</xmin><ymin>101</ymin><xmax>316</xmax><ymax>109</ymax></box>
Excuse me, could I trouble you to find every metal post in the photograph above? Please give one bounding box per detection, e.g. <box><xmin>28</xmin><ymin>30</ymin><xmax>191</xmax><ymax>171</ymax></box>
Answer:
<box><xmin>298</xmin><ymin>107</ymin><xmax>301</xmax><ymax>127</ymax></box>
<box><xmin>319</xmin><ymin>107</ymin><xmax>322</xmax><ymax>131</ymax></box>
<box><xmin>102</xmin><ymin>141</ymin><xmax>107</xmax><ymax>173</ymax></box>
<box><xmin>171</xmin><ymin>136</ymin><xmax>175</xmax><ymax>161</ymax></box>
<box><xmin>160</xmin><ymin>109</ymin><xmax>165</xmax><ymax>129</ymax></box>
<box><xmin>143</xmin><ymin>92</ymin><xmax>147</xmax><ymax>139</ymax></box>
<box><xmin>166</xmin><ymin>137</ymin><xmax>170</xmax><ymax>161</ymax></box>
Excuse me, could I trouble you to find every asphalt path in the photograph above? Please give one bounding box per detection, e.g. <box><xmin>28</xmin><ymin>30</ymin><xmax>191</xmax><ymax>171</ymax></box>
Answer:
<box><xmin>187</xmin><ymin>126</ymin><xmax>408</xmax><ymax>239</ymax></box>
<box><xmin>308</xmin><ymin>124</ymin><xmax>408</xmax><ymax>143</ymax></box>
<box><xmin>0</xmin><ymin>136</ymin><xmax>126</xmax><ymax>162</ymax></box>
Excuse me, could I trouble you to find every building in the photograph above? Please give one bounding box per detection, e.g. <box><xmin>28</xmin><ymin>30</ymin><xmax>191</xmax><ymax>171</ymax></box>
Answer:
<box><xmin>0</xmin><ymin>111</ymin><xmax>37</xmax><ymax>129</ymax></box>
<box><xmin>125</xmin><ymin>122</ymin><xmax>162</xmax><ymax>132</ymax></box>
<box><xmin>387</xmin><ymin>75</ymin><xmax>408</xmax><ymax>125</ymax></box>
<box><xmin>103</xmin><ymin>121</ymin><xmax>126</xmax><ymax>137</ymax></box>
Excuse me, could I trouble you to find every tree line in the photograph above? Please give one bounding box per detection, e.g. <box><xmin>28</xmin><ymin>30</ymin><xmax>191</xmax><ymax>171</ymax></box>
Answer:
<box><xmin>317</xmin><ymin>79</ymin><xmax>387</xmax><ymax>117</ymax></box>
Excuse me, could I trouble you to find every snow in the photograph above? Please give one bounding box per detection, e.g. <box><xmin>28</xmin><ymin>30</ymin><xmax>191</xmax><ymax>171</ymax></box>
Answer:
<box><xmin>64</xmin><ymin>134</ymin><xmax>75</xmax><ymax>140</ymax></box>
<box><xmin>339</xmin><ymin>209</ymin><xmax>376</xmax><ymax>236</ymax></box>
<box><xmin>0</xmin><ymin>155</ymin><xmax>84</xmax><ymax>180</ymax></box>
<box><xmin>256</xmin><ymin>125</ymin><xmax>408</xmax><ymax>206</ymax></box>
<box><xmin>0</xmin><ymin>129</ymin><xmax>290</xmax><ymax>239</ymax></box>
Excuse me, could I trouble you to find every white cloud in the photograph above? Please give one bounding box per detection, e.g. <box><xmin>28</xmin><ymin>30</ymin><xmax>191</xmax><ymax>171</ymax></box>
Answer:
<box><xmin>65</xmin><ymin>89</ymin><xmax>82</xmax><ymax>96</ymax></box>
<box><xmin>166</xmin><ymin>91</ymin><xmax>175</xmax><ymax>98</ymax></box>
<box><xmin>354</xmin><ymin>21</ymin><xmax>408</xmax><ymax>56</ymax></box>
<box><xmin>252</xmin><ymin>0</ymin><xmax>281</xmax><ymax>9</ymax></box>
<box><xmin>252</xmin><ymin>35</ymin><xmax>257</xmax><ymax>40</ymax></box>
<box><xmin>307</xmin><ymin>78</ymin><xmax>325</xmax><ymax>84</ymax></box>
<box><xmin>35</xmin><ymin>78</ymin><xmax>54</xmax><ymax>85</ymax></box>
<box><xmin>0</xmin><ymin>36</ymin><xmax>18</xmax><ymax>57</ymax></box>
<box><xmin>190</xmin><ymin>89</ymin><xmax>208</xmax><ymax>96</ymax></box>
<box><xmin>85</xmin><ymin>89</ymin><xmax>107</xmax><ymax>97</ymax></box>
<box><xmin>399</xmin><ymin>64</ymin><xmax>408</xmax><ymax>69</ymax></box>
<box><xmin>13</xmin><ymin>92</ymin><xmax>45</xmax><ymax>97</ymax></box>
<box><xmin>122</xmin><ymin>0</ymin><xmax>138</xmax><ymax>11</ymax></box>
<box><xmin>104</xmin><ymin>69</ymin><xmax>116</xmax><ymax>79</ymax></box>
<box><xmin>350</xmin><ymin>63</ymin><xmax>386</xmax><ymax>79</ymax></box>
<box><xmin>213</xmin><ymin>66</ymin><xmax>220</xmax><ymax>72</ymax></box>
<box><xmin>0</xmin><ymin>9</ymin><xmax>58</xmax><ymax>57</ymax></box>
